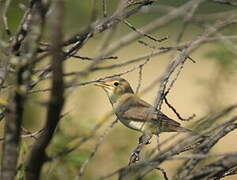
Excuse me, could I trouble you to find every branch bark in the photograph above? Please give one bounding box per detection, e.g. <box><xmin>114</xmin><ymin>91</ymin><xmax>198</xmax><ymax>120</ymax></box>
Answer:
<box><xmin>25</xmin><ymin>0</ymin><xmax>65</xmax><ymax>179</ymax></box>
<box><xmin>0</xmin><ymin>1</ymin><xmax>44</xmax><ymax>179</ymax></box>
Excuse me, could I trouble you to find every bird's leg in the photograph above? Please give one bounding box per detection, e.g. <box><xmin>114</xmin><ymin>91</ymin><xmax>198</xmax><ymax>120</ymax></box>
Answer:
<box><xmin>156</xmin><ymin>126</ymin><xmax>161</xmax><ymax>152</ymax></box>
<box><xmin>139</xmin><ymin>134</ymin><xmax>151</xmax><ymax>144</ymax></box>
<box><xmin>156</xmin><ymin>133</ymin><xmax>161</xmax><ymax>152</ymax></box>
<box><xmin>129</xmin><ymin>133</ymin><xmax>152</xmax><ymax>165</ymax></box>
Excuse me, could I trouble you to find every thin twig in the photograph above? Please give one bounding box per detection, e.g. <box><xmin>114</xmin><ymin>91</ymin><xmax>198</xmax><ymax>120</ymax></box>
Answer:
<box><xmin>156</xmin><ymin>167</ymin><xmax>169</xmax><ymax>180</ymax></box>
<box><xmin>76</xmin><ymin>119</ymin><xmax>118</xmax><ymax>180</ymax></box>
<box><xmin>164</xmin><ymin>96</ymin><xmax>195</xmax><ymax>121</ymax></box>
<box><xmin>211</xmin><ymin>0</ymin><xmax>237</xmax><ymax>6</ymax></box>
<box><xmin>71</xmin><ymin>55</ymin><xmax>118</xmax><ymax>61</ymax></box>
<box><xmin>135</xmin><ymin>55</ymin><xmax>151</xmax><ymax>93</ymax></box>
<box><xmin>29</xmin><ymin>58</ymin><xmax>152</xmax><ymax>93</ymax></box>
<box><xmin>102</xmin><ymin>0</ymin><xmax>108</xmax><ymax>17</ymax></box>
<box><xmin>123</xmin><ymin>20</ymin><xmax>168</xmax><ymax>42</ymax></box>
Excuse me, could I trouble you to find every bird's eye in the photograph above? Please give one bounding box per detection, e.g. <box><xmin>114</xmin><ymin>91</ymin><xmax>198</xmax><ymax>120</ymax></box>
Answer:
<box><xmin>114</xmin><ymin>82</ymin><xmax>119</xmax><ymax>86</ymax></box>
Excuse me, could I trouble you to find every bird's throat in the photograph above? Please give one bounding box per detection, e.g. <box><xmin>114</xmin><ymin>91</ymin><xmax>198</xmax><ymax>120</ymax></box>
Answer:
<box><xmin>111</xmin><ymin>93</ymin><xmax>133</xmax><ymax>109</ymax></box>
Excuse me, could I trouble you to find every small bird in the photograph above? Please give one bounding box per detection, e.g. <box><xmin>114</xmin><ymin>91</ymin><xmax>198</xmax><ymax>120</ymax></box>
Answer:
<box><xmin>95</xmin><ymin>78</ymin><xmax>191</xmax><ymax>145</ymax></box>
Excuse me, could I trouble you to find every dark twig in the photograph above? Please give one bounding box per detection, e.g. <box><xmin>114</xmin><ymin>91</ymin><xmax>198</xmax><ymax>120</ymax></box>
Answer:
<box><xmin>71</xmin><ymin>55</ymin><xmax>117</xmax><ymax>61</ymax></box>
<box><xmin>164</xmin><ymin>96</ymin><xmax>195</xmax><ymax>121</ymax></box>
<box><xmin>82</xmin><ymin>48</ymin><xmax>170</xmax><ymax>72</ymax></box>
<box><xmin>174</xmin><ymin>121</ymin><xmax>237</xmax><ymax>179</ymax></box>
<box><xmin>154</xmin><ymin>17</ymin><xmax>237</xmax><ymax>114</ymax></box>
<box><xmin>28</xmin><ymin>0</ymin><xmax>154</xmax><ymax>93</ymax></box>
<box><xmin>99</xmin><ymin>114</ymin><xmax>237</xmax><ymax>180</ymax></box>
<box><xmin>156</xmin><ymin>167</ymin><xmax>169</xmax><ymax>180</ymax></box>
<box><xmin>103</xmin><ymin>0</ymin><xmax>206</xmax><ymax>56</ymax></box>
<box><xmin>123</xmin><ymin>20</ymin><xmax>168</xmax><ymax>42</ymax></box>
<box><xmin>64</xmin><ymin>1</ymin><xmax>154</xmax><ymax>47</ymax></box>
<box><xmin>21</xmin><ymin>127</ymin><xmax>44</xmax><ymax>139</ymax></box>
<box><xmin>138</xmin><ymin>40</ymin><xmax>196</xmax><ymax>63</ymax></box>
<box><xmin>0</xmin><ymin>128</ymin><xmax>45</xmax><ymax>141</ymax></box>
<box><xmin>184</xmin><ymin>138</ymin><xmax>237</xmax><ymax>180</ymax></box>
<box><xmin>161</xmin><ymin>60</ymin><xmax>195</xmax><ymax>121</ymax></box>
<box><xmin>212</xmin><ymin>166</ymin><xmax>237</xmax><ymax>180</ymax></box>
<box><xmin>211</xmin><ymin>0</ymin><xmax>237</xmax><ymax>6</ymax></box>
<box><xmin>76</xmin><ymin>119</ymin><xmax>118</xmax><ymax>180</ymax></box>
<box><xmin>32</xmin><ymin>43</ymin><xmax>180</xmax><ymax>82</ymax></box>
<box><xmin>29</xmin><ymin>58</ymin><xmax>151</xmax><ymax>93</ymax></box>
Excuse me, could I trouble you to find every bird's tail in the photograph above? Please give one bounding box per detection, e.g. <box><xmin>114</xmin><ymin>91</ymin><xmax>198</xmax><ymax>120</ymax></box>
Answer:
<box><xmin>175</xmin><ymin>126</ymin><xmax>192</xmax><ymax>133</ymax></box>
<box><xmin>174</xmin><ymin>126</ymin><xmax>209</xmax><ymax>140</ymax></box>
<box><xmin>160</xmin><ymin>118</ymin><xmax>192</xmax><ymax>133</ymax></box>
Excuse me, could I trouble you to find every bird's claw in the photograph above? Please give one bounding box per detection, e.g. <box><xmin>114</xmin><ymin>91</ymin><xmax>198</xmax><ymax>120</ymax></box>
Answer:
<box><xmin>129</xmin><ymin>152</ymin><xmax>139</xmax><ymax>165</ymax></box>
<box><xmin>146</xmin><ymin>140</ymin><xmax>151</xmax><ymax>145</ymax></box>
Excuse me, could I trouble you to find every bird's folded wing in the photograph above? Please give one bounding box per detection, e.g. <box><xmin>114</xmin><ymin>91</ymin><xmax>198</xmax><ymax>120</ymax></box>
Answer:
<box><xmin>122</xmin><ymin>96</ymin><xmax>181</xmax><ymax>127</ymax></box>
<box><xmin>121</xmin><ymin>96</ymin><xmax>153</xmax><ymax>122</ymax></box>
<box><xmin>155</xmin><ymin>112</ymin><xmax>181</xmax><ymax>127</ymax></box>
<box><xmin>122</xmin><ymin>106</ymin><xmax>153</xmax><ymax>122</ymax></box>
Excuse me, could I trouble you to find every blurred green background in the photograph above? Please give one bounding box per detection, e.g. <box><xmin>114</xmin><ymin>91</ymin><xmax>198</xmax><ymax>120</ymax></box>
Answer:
<box><xmin>1</xmin><ymin>0</ymin><xmax>237</xmax><ymax>179</ymax></box>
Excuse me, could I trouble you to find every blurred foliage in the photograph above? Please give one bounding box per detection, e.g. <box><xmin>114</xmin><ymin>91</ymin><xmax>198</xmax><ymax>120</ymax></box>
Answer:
<box><xmin>6</xmin><ymin>0</ymin><xmax>237</xmax><ymax>37</ymax></box>
<box><xmin>143</xmin><ymin>172</ymin><xmax>163</xmax><ymax>180</ymax></box>
<box><xmin>206</xmin><ymin>44</ymin><xmax>237</xmax><ymax>74</ymax></box>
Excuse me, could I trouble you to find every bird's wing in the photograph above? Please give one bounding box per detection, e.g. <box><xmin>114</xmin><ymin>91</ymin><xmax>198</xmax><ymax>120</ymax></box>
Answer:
<box><xmin>121</xmin><ymin>96</ymin><xmax>153</xmax><ymax>122</ymax></box>
<box><xmin>134</xmin><ymin>97</ymin><xmax>181</xmax><ymax>126</ymax></box>
<box><xmin>122</xmin><ymin>96</ymin><xmax>182</xmax><ymax>129</ymax></box>
<box><xmin>155</xmin><ymin>112</ymin><xmax>181</xmax><ymax>127</ymax></box>
<box><xmin>122</xmin><ymin>105</ymin><xmax>152</xmax><ymax>122</ymax></box>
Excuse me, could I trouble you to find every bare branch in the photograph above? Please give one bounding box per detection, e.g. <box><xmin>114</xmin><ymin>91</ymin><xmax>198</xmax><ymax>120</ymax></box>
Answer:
<box><xmin>164</xmin><ymin>96</ymin><xmax>195</xmax><ymax>121</ymax></box>
<box><xmin>25</xmin><ymin>0</ymin><xmax>65</xmax><ymax>179</ymax></box>
<box><xmin>76</xmin><ymin>119</ymin><xmax>118</xmax><ymax>180</ymax></box>
<box><xmin>123</xmin><ymin>20</ymin><xmax>168</xmax><ymax>42</ymax></box>
<box><xmin>0</xmin><ymin>1</ymin><xmax>44</xmax><ymax>179</ymax></box>
<box><xmin>102</xmin><ymin>0</ymin><xmax>108</xmax><ymax>17</ymax></box>
<box><xmin>154</xmin><ymin>17</ymin><xmax>237</xmax><ymax>112</ymax></box>
<box><xmin>71</xmin><ymin>55</ymin><xmax>118</xmax><ymax>61</ymax></box>
<box><xmin>0</xmin><ymin>0</ymin><xmax>11</xmax><ymax>38</ymax></box>
<box><xmin>103</xmin><ymin>0</ymin><xmax>206</xmax><ymax>56</ymax></box>
<box><xmin>211</xmin><ymin>0</ymin><xmax>237</xmax><ymax>7</ymax></box>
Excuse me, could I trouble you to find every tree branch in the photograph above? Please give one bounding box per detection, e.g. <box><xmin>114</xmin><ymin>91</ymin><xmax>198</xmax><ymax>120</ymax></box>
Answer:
<box><xmin>25</xmin><ymin>0</ymin><xmax>65</xmax><ymax>179</ymax></box>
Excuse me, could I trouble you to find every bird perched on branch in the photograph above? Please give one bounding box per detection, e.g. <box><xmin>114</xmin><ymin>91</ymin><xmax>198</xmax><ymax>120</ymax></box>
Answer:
<box><xmin>95</xmin><ymin>77</ymin><xmax>191</xmax><ymax>163</ymax></box>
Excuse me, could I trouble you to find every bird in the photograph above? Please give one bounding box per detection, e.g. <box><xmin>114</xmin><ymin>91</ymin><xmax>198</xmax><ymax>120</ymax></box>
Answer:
<box><xmin>95</xmin><ymin>77</ymin><xmax>191</xmax><ymax>146</ymax></box>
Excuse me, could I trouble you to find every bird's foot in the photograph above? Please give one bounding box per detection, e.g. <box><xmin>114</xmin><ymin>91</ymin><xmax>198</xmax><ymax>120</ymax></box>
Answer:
<box><xmin>146</xmin><ymin>140</ymin><xmax>151</xmax><ymax>145</ymax></box>
<box><xmin>129</xmin><ymin>151</ymin><xmax>139</xmax><ymax>165</ymax></box>
<box><xmin>139</xmin><ymin>135</ymin><xmax>151</xmax><ymax>145</ymax></box>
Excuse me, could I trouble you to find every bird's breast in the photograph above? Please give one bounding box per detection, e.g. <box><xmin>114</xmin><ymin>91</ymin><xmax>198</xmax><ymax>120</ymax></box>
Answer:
<box><xmin>112</xmin><ymin>94</ymin><xmax>147</xmax><ymax>131</ymax></box>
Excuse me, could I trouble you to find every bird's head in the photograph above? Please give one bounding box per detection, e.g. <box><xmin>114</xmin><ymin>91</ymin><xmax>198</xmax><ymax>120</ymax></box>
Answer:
<box><xmin>94</xmin><ymin>78</ymin><xmax>134</xmax><ymax>104</ymax></box>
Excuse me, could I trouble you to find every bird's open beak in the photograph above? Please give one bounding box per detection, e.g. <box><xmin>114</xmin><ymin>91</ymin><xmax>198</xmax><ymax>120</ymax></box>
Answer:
<box><xmin>94</xmin><ymin>82</ymin><xmax>112</xmax><ymax>89</ymax></box>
